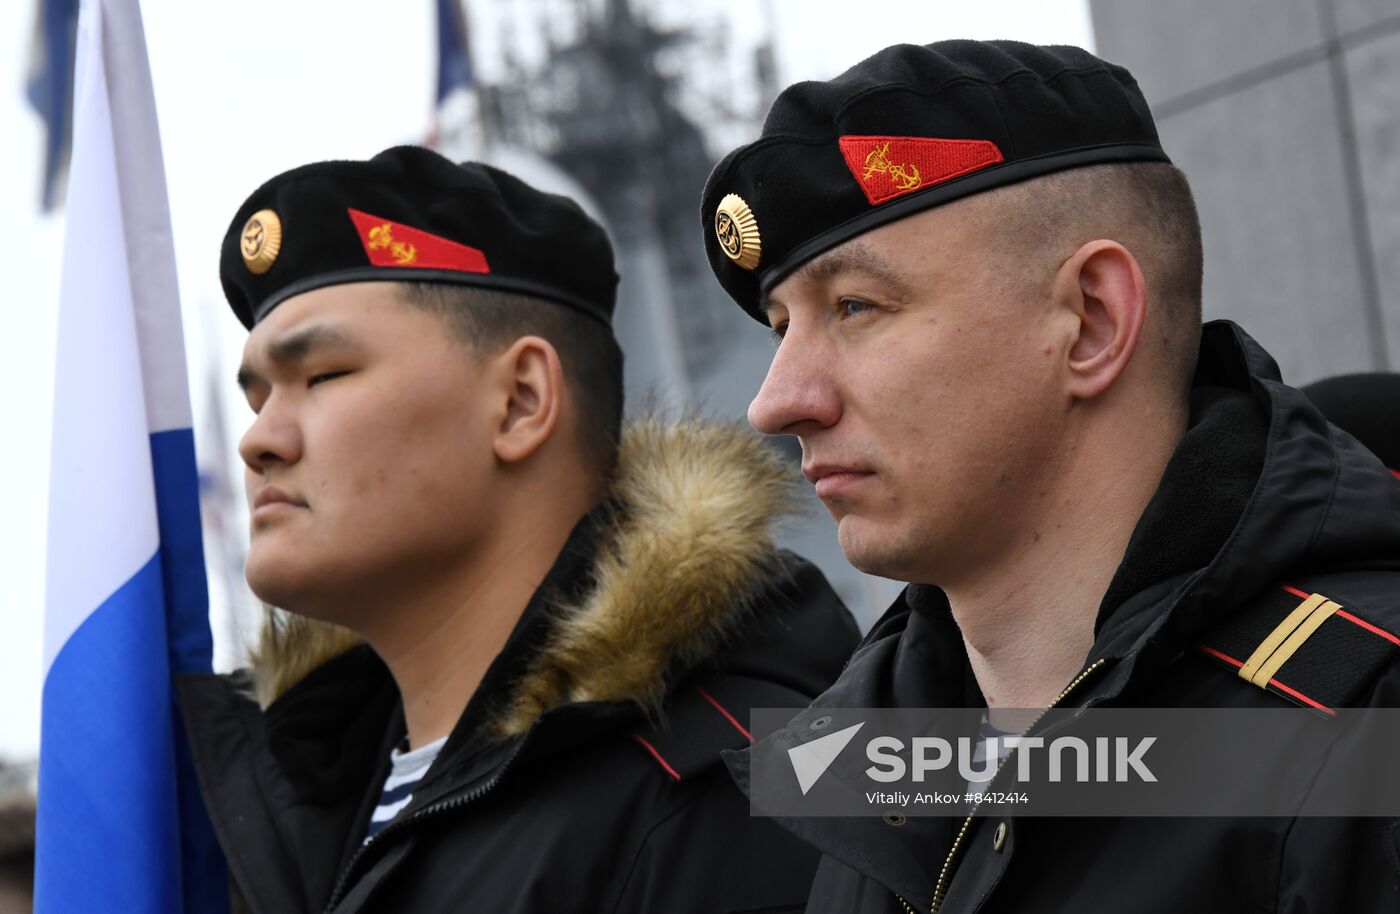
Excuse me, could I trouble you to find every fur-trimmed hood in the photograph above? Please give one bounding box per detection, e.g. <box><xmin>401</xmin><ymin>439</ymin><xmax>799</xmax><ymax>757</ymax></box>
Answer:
<box><xmin>248</xmin><ymin>418</ymin><xmax>800</xmax><ymax>737</ymax></box>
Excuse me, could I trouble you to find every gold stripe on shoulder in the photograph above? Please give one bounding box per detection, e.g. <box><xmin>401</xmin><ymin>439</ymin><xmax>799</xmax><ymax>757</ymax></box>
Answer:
<box><xmin>1238</xmin><ymin>592</ymin><xmax>1340</xmax><ymax>688</ymax></box>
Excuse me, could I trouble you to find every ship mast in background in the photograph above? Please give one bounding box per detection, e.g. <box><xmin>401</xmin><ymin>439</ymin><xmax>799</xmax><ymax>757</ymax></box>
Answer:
<box><xmin>433</xmin><ymin>0</ymin><xmax>783</xmax><ymax>415</ymax></box>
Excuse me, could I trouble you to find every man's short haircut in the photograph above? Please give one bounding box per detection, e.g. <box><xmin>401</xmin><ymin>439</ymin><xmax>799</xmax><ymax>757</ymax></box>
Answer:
<box><xmin>401</xmin><ymin>283</ymin><xmax>625</xmax><ymax>488</ymax></box>
<box><xmin>978</xmin><ymin>161</ymin><xmax>1205</xmax><ymax>400</ymax></box>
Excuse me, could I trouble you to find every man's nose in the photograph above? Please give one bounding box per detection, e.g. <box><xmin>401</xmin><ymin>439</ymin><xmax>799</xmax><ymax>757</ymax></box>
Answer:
<box><xmin>238</xmin><ymin>396</ymin><xmax>303</xmax><ymax>475</ymax></box>
<box><xmin>747</xmin><ymin>334</ymin><xmax>841</xmax><ymax>436</ymax></box>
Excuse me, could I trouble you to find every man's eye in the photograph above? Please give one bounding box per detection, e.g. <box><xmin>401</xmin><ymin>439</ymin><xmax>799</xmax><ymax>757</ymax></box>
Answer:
<box><xmin>308</xmin><ymin>371</ymin><xmax>349</xmax><ymax>387</ymax></box>
<box><xmin>769</xmin><ymin>321</ymin><xmax>788</xmax><ymax>344</ymax></box>
<box><xmin>840</xmin><ymin>298</ymin><xmax>875</xmax><ymax>319</ymax></box>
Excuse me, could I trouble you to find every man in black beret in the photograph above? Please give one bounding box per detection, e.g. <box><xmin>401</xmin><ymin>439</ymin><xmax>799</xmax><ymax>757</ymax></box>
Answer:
<box><xmin>704</xmin><ymin>41</ymin><xmax>1400</xmax><ymax>912</ymax></box>
<box><xmin>177</xmin><ymin>145</ymin><xmax>859</xmax><ymax>914</ymax></box>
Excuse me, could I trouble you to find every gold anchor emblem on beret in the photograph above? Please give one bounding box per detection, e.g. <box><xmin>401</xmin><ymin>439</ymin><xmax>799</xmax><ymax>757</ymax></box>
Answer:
<box><xmin>241</xmin><ymin>209</ymin><xmax>282</xmax><ymax>275</ymax></box>
<box><xmin>862</xmin><ymin>143</ymin><xmax>922</xmax><ymax>191</ymax></box>
<box><xmin>367</xmin><ymin>223</ymin><xmax>418</xmax><ymax>265</ymax></box>
<box><xmin>715</xmin><ymin>194</ymin><xmax>761</xmax><ymax>271</ymax></box>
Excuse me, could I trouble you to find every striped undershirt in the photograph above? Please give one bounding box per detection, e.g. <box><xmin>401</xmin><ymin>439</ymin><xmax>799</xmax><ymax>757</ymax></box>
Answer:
<box><xmin>364</xmin><ymin>735</ymin><xmax>447</xmax><ymax>844</ymax></box>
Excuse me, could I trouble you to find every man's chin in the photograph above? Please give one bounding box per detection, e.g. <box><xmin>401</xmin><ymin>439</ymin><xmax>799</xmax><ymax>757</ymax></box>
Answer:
<box><xmin>246</xmin><ymin>560</ymin><xmax>329</xmax><ymax>619</ymax></box>
<box><xmin>835</xmin><ymin>515</ymin><xmax>911</xmax><ymax>580</ymax></box>
<box><xmin>834</xmin><ymin>517</ymin><xmax>890</xmax><ymax>573</ymax></box>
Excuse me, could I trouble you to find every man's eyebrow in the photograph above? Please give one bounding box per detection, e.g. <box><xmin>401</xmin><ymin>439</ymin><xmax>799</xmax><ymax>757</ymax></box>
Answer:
<box><xmin>236</xmin><ymin>324</ymin><xmax>361</xmax><ymax>392</ymax></box>
<box><xmin>235</xmin><ymin>365</ymin><xmax>259</xmax><ymax>393</ymax></box>
<box><xmin>798</xmin><ymin>244</ymin><xmax>913</xmax><ymax>296</ymax></box>
<box><xmin>760</xmin><ymin>242</ymin><xmax>914</xmax><ymax>316</ymax></box>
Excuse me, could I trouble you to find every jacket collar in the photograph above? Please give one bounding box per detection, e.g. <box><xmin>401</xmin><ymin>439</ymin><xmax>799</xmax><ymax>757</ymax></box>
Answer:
<box><xmin>1092</xmin><ymin>320</ymin><xmax>1400</xmax><ymax>694</ymax></box>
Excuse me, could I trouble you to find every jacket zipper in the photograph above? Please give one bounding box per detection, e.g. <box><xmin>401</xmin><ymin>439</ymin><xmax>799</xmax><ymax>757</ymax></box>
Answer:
<box><xmin>899</xmin><ymin>658</ymin><xmax>1108</xmax><ymax>914</ymax></box>
<box><xmin>322</xmin><ymin>737</ymin><xmax>529</xmax><ymax>913</ymax></box>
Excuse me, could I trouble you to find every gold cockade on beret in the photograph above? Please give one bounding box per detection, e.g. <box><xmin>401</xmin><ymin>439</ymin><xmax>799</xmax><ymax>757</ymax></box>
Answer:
<box><xmin>241</xmin><ymin>209</ymin><xmax>283</xmax><ymax>275</ymax></box>
<box><xmin>715</xmin><ymin>193</ymin><xmax>761</xmax><ymax>271</ymax></box>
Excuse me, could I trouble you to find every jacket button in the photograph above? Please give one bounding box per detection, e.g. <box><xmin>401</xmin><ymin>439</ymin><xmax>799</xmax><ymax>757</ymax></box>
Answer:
<box><xmin>992</xmin><ymin>820</ymin><xmax>1008</xmax><ymax>852</ymax></box>
<box><xmin>883</xmin><ymin>812</ymin><xmax>907</xmax><ymax>827</ymax></box>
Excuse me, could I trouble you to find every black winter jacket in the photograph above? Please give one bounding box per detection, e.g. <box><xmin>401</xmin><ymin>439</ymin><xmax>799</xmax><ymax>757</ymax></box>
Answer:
<box><xmin>728</xmin><ymin>322</ymin><xmax>1400</xmax><ymax>913</ymax></box>
<box><xmin>178</xmin><ymin>421</ymin><xmax>860</xmax><ymax>914</ymax></box>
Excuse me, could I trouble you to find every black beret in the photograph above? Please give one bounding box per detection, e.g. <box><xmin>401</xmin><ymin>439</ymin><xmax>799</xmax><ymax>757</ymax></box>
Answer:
<box><xmin>701</xmin><ymin>40</ymin><xmax>1170</xmax><ymax>323</ymax></box>
<box><xmin>221</xmin><ymin>145</ymin><xmax>618</xmax><ymax>329</ymax></box>
<box><xmin>1303</xmin><ymin>373</ymin><xmax>1400</xmax><ymax>471</ymax></box>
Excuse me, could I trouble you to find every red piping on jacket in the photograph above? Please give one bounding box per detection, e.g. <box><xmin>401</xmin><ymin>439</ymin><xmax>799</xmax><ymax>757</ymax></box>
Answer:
<box><xmin>1196</xmin><ymin>645</ymin><xmax>1337</xmax><ymax>716</ymax></box>
<box><xmin>1281</xmin><ymin>584</ymin><xmax>1400</xmax><ymax>646</ymax></box>
<box><xmin>1335</xmin><ymin>609</ymin><xmax>1400</xmax><ymax>647</ymax></box>
<box><xmin>697</xmin><ymin>688</ymin><xmax>753</xmax><ymax>743</ymax></box>
<box><xmin>632</xmin><ymin>733</ymin><xmax>682</xmax><ymax>781</ymax></box>
<box><xmin>1199</xmin><ymin>645</ymin><xmax>1244</xmax><ymax>669</ymax></box>
<box><xmin>1266</xmin><ymin>678</ymin><xmax>1336</xmax><ymax>715</ymax></box>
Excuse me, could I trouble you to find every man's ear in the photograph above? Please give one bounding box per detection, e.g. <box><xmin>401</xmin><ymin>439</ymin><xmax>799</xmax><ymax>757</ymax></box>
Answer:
<box><xmin>1054</xmin><ymin>239</ymin><xmax>1148</xmax><ymax>401</ymax></box>
<box><xmin>489</xmin><ymin>335</ymin><xmax>564</xmax><ymax>464</ymax></box>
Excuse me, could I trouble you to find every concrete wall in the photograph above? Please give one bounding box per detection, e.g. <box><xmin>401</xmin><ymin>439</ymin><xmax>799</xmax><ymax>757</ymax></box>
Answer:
<box><xmin>1091</xmin><ymin>0</ymin><xmax>1400</xmax><ymax>384</ymax></box>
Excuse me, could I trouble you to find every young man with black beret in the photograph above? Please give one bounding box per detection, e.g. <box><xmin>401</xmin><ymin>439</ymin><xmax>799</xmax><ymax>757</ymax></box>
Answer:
<box><xmin>703</xmin><ymin>40</ymin><xmax>1400</xmax><ymax>912</ymax></box>
<box><xmin>177</xmin><ymin>145</ymin><xmax>858</xmax><ymax>914</ymax></box>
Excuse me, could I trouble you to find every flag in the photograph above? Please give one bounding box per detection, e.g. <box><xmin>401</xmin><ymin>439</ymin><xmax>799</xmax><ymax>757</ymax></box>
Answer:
<box><xmin>436</xmin><ymin>0</ymin><xmax>473</xmax><ymax>103</ymax></box>
<box><xmin>426</xmin><ymin>0</ymin><xmax>475</xmax><ymax>149</ymax></box>
<box><xmin>25</xmin><ymin>0</ymin><xmax>80</xmax><ymax>211</ymax></box>
<box><xmin>37</xmin><ymin>0</ymin><xmax>227</xmax><ymax>911</ymax></box>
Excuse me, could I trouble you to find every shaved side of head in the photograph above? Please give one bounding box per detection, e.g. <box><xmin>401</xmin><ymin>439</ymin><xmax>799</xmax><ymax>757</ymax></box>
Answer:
<box><xmin>400</xmin><ymin>283</ymin><xmax>625</xmax><ymax>493</ymax></box>
<box><xmin>962</xmin><ymin>162</ymin><xmax>1204</xmax><ymax>402</ymax></box>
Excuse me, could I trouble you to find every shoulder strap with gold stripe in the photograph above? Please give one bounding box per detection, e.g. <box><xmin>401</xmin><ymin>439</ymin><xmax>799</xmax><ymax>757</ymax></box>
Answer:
<box><xmin>1198</xmin><ymin>583</ymin><xmax>1400</xmax><ymax>715</ymax></box>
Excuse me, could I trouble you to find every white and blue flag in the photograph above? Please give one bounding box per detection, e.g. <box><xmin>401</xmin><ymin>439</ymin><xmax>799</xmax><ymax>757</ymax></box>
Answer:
<box><xmin>38</xmin><ymin>0</ymin><xmax>227</xmax><ymax>910</ymax></box>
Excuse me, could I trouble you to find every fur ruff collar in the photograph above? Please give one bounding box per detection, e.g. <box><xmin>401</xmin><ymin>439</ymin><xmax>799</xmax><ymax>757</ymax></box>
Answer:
<box><xmin>247</xmin><ymin>419</ymin><xmax>798</xmax><ymax>737</ymax></box>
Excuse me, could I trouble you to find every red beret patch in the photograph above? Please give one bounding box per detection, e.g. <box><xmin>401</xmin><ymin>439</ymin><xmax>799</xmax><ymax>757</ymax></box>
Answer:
<box><xmin>838</xmin><ymin>136</ymin><xmax>1004</xmax><ymax>206</ymax></box>
<box><xmin>347</xmin><ymin>208</ymin><xmax>491</xmax><ymax>274</ymax></box>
